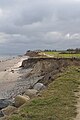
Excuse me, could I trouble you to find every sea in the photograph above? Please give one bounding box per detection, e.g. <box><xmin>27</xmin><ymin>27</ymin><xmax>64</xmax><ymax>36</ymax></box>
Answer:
<box><xmin>0</xmin><ymin>53</ymin><xmax>21</xmax><ymax>61</ymax></box>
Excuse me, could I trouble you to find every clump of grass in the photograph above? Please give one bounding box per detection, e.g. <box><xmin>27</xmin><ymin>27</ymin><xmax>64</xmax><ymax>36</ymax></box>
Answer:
<box><xmin>7</xmin><ymin>66</ymin><xmax>80</xmax><ymax>120</ymax></box>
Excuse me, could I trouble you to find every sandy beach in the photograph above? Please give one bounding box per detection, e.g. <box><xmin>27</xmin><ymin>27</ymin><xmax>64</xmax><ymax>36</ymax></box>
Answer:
<box><xmin>0</xmin><ymin>56</ymin><xmax>30</xmax><ymax>99</ymax></box>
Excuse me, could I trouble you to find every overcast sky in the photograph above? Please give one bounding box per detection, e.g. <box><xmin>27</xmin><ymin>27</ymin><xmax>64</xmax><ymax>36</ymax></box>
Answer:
<box><xmin>0</xmin><ymin>0</ymin><xmax>80</xmax><ymax>54</ymax></box>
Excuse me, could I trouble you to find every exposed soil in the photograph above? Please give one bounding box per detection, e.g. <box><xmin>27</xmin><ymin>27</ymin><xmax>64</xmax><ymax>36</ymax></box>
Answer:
<box><xmin>21</xmin><ymin>57</ymin><xmax>80</xmax><ymax>86</ymax></box>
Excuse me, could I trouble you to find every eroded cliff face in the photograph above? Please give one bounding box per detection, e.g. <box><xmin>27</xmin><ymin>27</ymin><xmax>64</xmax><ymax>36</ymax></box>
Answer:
<box><xmin>21</xmin><ymin>58</ymin><xmax>80</xmax><ymax>85</ymax></box>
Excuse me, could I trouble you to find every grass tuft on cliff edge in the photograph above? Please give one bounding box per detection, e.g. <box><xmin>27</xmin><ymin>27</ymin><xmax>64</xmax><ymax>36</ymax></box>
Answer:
<box><xmin>6</xmin><ymin>66</ymin><xmax>80</xmax><ymax>120</ymax></box>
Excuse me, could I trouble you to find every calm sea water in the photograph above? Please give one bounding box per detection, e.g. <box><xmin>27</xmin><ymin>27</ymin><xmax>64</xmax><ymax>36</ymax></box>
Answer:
<box><xmin>0</xmin><ymin>54</ymin><xmax>18</xmax><ymax>60</ymax></box>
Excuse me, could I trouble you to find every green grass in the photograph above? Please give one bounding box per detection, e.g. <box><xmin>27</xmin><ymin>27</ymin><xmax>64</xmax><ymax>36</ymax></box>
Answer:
<box><xmin>44</xmin><ymin>51</ymin><xmax>80</xmax><ymax>58</ymax></box>
<box><xmin>6</xmin><ymin>66</ymin><xmax>80</xmax><ymax>120</ymax></box>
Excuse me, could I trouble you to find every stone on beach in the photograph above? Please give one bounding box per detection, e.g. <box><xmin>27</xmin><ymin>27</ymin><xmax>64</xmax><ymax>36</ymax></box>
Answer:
<box><xmin>2</xmin><ymin>106</ymin><xmax>17</xmax><ymax>116</ymax></box>
<box><xmin>11</xmin><ymin>70</ymin><xmax>14</xmax><ymax>73</ymax></box>
<box><xmin>33</xmin><ymin>83</ymin><xmax>46</xmax><ymax>91</ymax></box>
<box><xmin>0</xmin><ymin>111</ymin><xmax>4</xmax><ymax>117</ymax></box>
<box><xmin>24</xmin><ymin>89</ymin><xmax>39</xmax><ymax>98</ymax></box>
<box><xmin>0</xmin><ymin>99</ymin><xmax>12</xmax><ymax>110</ymax></box>
<box><xmin>14</xmin><ymin>95</ymin><xmax>30</xmax><ymax>107</ymax></box>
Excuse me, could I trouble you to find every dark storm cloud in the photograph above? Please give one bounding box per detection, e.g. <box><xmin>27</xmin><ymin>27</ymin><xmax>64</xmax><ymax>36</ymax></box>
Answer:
<box><xmin>0</xmin><ymin>0</ymin><xmax>80</xmax><ymax>54</ymax></box>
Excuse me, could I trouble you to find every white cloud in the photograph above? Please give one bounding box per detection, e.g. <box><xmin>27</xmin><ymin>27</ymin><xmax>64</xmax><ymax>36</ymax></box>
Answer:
<box><xmin>65</xmin><ymin>34</ymin><xmax>70</xmax><ymax>39</ymax></box>
<box><xmin>46</xmin><ymin>32</ymin><xmax>63</xmax><ymax>40</ymax></box>
<box><xmin>70</xmin><ymin>33</ymin><xmax>80</xmax><ymax>39</ymax></box>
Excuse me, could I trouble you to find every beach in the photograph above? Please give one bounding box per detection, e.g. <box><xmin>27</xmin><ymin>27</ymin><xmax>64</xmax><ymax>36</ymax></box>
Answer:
<box><xmin>0</xmin><ymin>56</ymin><xmax>30</xmax><ymax>99</ymax></box>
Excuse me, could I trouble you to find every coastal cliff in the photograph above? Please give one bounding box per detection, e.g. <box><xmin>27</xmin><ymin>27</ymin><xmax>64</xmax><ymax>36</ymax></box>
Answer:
<box><xmin>22</xmin><ymin>57</ymin><xmax>80</xmax><ymax>68</ymax></box>
<box><xmin>21</xmin><ymin>57</ymin><xmax>80</xmax><ymax>85</ymax></box>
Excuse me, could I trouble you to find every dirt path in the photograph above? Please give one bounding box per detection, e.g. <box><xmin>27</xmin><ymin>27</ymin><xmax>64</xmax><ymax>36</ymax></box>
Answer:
<box><xmin>74</xmin><ymin>87</ymin><xmax>80</xmax><ymax>120</ymax></box>
<box><xmin>40</xmin><ymin>52</ymin><xmax>54</xmax><ymax>57</ymax></box>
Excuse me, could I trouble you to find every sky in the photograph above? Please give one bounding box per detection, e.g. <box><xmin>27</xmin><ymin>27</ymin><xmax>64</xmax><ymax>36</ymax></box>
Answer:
<box><xmin>0</xmin><ymin>0</ymin><xmax>80</xmax><ymax>54</ymax></box>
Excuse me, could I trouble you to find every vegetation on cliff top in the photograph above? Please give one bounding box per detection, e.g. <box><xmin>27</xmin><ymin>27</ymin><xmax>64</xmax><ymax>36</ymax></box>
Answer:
<box><xmin>25</xmin><ymin>48</ymin><xmax>80</xmax><ymax>58</ymax></box>
<box><xmin>43</xmin><ymin>51</ymin><xmax>80</xmax><ymax>58</ymax></box>
<box><xmin>6</xmin><ymin>66</ymin><xmax>80</xmax><ymax>120</ymax></box>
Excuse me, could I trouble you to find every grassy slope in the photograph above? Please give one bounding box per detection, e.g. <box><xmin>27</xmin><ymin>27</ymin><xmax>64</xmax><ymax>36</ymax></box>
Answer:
<box><xmin>44</xmin><ymin>51</ymin><xmax>80</xmax><ymax>58</ymax></box>
<box><xmin>6</xmin><ymin>66</ymin><xmax>80</xmax><ymax>120</ymax></box>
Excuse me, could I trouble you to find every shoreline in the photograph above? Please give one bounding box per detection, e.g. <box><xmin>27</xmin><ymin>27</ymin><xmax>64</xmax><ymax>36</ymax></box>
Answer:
<box><xmin>0</xmin><ymin>55</ymin><xmax>29</xmax><ymax>99</ymax></box>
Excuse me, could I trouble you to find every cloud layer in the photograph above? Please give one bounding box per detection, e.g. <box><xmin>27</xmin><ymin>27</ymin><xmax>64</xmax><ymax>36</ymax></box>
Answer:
<box><xmin>0</xmin><ymin>0</ymin><xmax>80</xmax><ymax>54</ymax></box>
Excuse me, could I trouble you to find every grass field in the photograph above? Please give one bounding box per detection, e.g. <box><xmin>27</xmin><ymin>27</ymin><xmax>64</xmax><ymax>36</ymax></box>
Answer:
<box><xmin>6</xmin><ymin>66</ymin><xmax>80</xmax><ymax>120</ymax></box>
<box><xmin>43</xmin><ymin>51</ymin><xmax>80</xmax><ymax>58</ymax></box>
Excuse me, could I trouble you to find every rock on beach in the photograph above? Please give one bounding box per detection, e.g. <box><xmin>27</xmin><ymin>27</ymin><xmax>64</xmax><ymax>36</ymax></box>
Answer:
<box><xmin>14</xmin><ymin>95</ymin><xmax>30</xmax><ymax>107</ymax></box>
<box><xmin>24</xmin><ymin>89</ymin><xmax>39</xmax><ymax>98</ymax></box>
<box><xmin>33</xmin><ymin>83</ymin><xmax>46</xmax><ymax>91</ymax></box>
